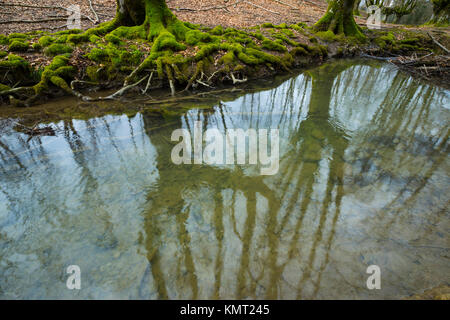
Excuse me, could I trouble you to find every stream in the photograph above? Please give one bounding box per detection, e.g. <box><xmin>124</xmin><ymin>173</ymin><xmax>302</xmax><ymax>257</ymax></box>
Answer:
<box><xmin>0</xmin><ymin>59</ymin><xmax>449</xmax><ymax>299</ymax></box>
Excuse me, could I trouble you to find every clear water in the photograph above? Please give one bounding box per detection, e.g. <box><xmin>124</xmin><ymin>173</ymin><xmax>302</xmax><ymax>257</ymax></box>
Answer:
<box><xmin>0</xmin><ymin>60</ymin><xmax>449</xmax><ymax>299</ymax></box>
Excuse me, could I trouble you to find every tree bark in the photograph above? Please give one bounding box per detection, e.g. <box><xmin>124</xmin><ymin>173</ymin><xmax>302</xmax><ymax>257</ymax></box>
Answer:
<box><xmin>314</xmin><ymin>0</ymin><xmax>364</xmax><ymax>38</ymax></box>
<box><xmin>429</xmin><ymin>0</ymin><xmax>450</xmax><ymax>25</ymax></box>
<box><xmin>95</xmin><ymin>0</ymin><xmax>188</xmax><ymax>41</ymax></box>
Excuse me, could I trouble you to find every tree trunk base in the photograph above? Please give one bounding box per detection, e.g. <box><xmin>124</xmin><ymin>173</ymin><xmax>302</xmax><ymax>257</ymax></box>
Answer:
<box><xmin>314</xmin><ymin>0</ymin><xmax>365</xmax><ymax>39</ymax></box>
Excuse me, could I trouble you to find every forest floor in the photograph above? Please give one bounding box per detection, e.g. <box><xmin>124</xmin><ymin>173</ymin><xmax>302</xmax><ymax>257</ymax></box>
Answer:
<box><xmin>0</xmin><ymin>0</ymin><xmax>449</xmax><ymax>107</ymax></box>
<box><xmin>0</xmin><ymin>0</ymin><xmax>335</xmax><ymax>34</ymax></box>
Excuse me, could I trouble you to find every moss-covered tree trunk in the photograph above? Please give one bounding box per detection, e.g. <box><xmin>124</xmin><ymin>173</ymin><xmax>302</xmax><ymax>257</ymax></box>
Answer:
<box><xmin>354</xmin><ymin>0</ymin><xmax>361</xmax><ymax>15</ymax></box>
<box><xmin>429</xmin><ymin>0</ymin><xmax>450</xmax><ymax>25</ymax></box>
<box><xmin>113</xmin><ymin>0</ymin><xmax>187</xmax><ymax>40</ymax></box>
<box><xmin>314</xmin><ymin>0</ymin><xmax>364</xmax><ymax>38</ymax></box>
<box><xmin>92</xmin><ymin>0</ymin><xmax>189</xmax><ymax>46</ymax></box>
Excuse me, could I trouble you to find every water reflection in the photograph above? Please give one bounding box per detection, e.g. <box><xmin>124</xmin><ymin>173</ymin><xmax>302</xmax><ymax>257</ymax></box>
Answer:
<box><xmin>0</xmin><ymin>60</ymin><xmax>449</xmax><ymax>299</ymax></box>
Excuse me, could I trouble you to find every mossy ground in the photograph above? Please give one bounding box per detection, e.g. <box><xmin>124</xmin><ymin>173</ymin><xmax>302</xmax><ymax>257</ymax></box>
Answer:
<box><xmin>0</xmin><ymin>18</ymin><xmax>448</xmax><ymax>107</ymax></box>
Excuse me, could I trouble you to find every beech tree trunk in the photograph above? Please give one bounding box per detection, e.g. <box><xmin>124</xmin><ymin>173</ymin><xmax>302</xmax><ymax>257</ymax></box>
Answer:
<box><xmin>111</xmin><ymin>0</ymin><xmax>187</xmax><ymax>40</ymax></box>
<box><xmin>314</xmin><ymin>0</ymin><xmax>364</xmax><ymax>38</ymax></box>
<box><xmin>430</xmin><ymin>0</ymin><xmax>450</xmax><ymax>24</ymax></box>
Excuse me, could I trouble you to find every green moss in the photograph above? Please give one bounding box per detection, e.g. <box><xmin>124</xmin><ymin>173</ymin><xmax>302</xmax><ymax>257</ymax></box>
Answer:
<box><xmin>32</xmin><ymin>43</ymin><xmax>42</xmax><ymax>50</ymax></box>
<box><xmin>290</xmin><ymin>46</ymin><xmax>308</xmax><ymax>56</ymax></box>
<box><xmin>395</xmin><ymin>43</ymin><xmax>419</xmax><ymax>51</ymax></box>
<box><xmin>219</xmin><ymin>51</ymin><xmax>236</xmax><ymax>66</ymax></box>
<box><xmin>250</xmin><ymin>32</ymin><xmax>264</xmax><ymax>41</ymax></box>
<box><xmin>381</xmin><ymin>32</ymin><xmax>396</xmax><ymax>42</ymax></box>
<box><xmin>262</xmin><ymin>39</ymin><xmax>287</xmax><ymax>52</ymax></box>
<box><xmin>398</xmin><ymin>38</ymin><xmax>419</xmax><ymax>44</ymax></box>
<box><xmin>183</xmin><ymin>22</ymin><xmax>201</xmax><ymax>30</ymax></box>
<box><xmin>105</xmin><ymin>33</ymin><xmax>124</xmax><ymax>45</ymax></box>
<box><xmin>281</xmin><ymin>28</ymin><xmax>295</xmax><ymax>38</ymax></box>
<box><xmin>246</xmin><ymin>48</ymin><xmax>286</xmax><ymax>68</ymax></box>
<box><xmin>186</xmin><ymin>30</ymin><xmax>214</xmax><ymax>45</ymax></box>
<box><xmin>319</xmin><ymin>45</ymin><xmax>328</xmax><ymax>56</ymax></box>
<box><xmin>272</xmin><ymin>33</ymin><xmax>299</xmax><ymax>47</ymax></box>
<box><xmin>8</xmin><ymin>33</ymin><xmax>27</xmax><ymax>41</ymax></box>
<box><xmin>210</xmin><ymin>25</ymin><xmax>224</xmax><ymax>36</ymax></box>
<box><xmin>89</xmin><ymin>34</ymin><xmax>102</xmax><ymax>43</ymax></box>
<box><xmin>261</xmin><ymin>23</ymin><xmax>275</xmax><ymax>28</ymax></box>
<box><xmin>33</xmin><ymin>55</ymin><xmax>74</xmax><ymax>94</ymax></box>
<box><xmin>0</xmin><ymin>83</ymin><xmax>11</xmax><ymax>92</ymax></box>
<box><xmin>38</xmin><ymin>36</ymin><xmax>55</xmax><ymax>47</ymax></box>
<box><xmin>309</xmin><ymin>37</ymin><xmax>318</xmax><ymax>43</ymax></box>
<box><xmin>152</xmin><ymin>31</ymin><xmax>186</xmax><ymax>52</ymax></box>
<box><xmin>195</xmin><ymin>43</ymin><xmax>220</xmax><ymax>60</ymax></box>
<box><xmin>67</xmin><ymin>33</ymin><xmax>90</xmax><ymax>44</ymax></box>
<box><xmin>315</xmin><ymin>30</ymin><xmax>336</xmax><ymax>42</ymax></box>
<box><xmin>55</xmin><ymin>29</ymin><xmax>82</xmax><ymax>35</ymax></box>
<box><xmin>55</xmin><ymin>35</ymin><xmax>69</xmax><ymax>43</ymax></box>
<box><xmin>0</xmin><ymin>50</ymin><xmax>8</xmax><ymax>58</ymax></box>
<box><xmin>0</xmin><ymin>34</ymin><xmax>8</xmax><ymax>45</ymax></box>
<box><xmin>86</xmin><ymin>65</ymin><xmax>102</xmax><ymax>81</ymax></box>
<box><xmin>0</xmin><ymin>54</ymin><xmax>30</xmax><ymax>70</ymax></box>
<box><xmin>8</xmin><ymin>40</ymin><xmax>29</xmax><ymax>52</ymax></box>
<box><xmin>44</xmin><ymin>43</ymin><xmax>73</xmax><ymax>56</ymax></box>
<box><xmin>87</xmin><ymin>48</ymin><xmax>109</xmax><ymax>62</ymax></box>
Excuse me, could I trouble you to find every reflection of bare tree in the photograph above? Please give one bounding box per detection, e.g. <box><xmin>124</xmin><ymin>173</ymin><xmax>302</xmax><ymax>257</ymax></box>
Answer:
<box><xmin>137</xmin><ymin>61</ymin><xmax>357</xmax><ymax>299</ymax></box>
<box><xmin>343</xmin><ymin>70</ymin><xmax>449</xmax><ymax>241</ymax></box>
<box><xmin>140</xmin><ymin>113</ymin><xmax>281</xmax><ymax>299</ymax></box>
<box><xmin>0</xmin><ymin>60</ymin><xmax>448</xmax><ymax>299</ymax></box>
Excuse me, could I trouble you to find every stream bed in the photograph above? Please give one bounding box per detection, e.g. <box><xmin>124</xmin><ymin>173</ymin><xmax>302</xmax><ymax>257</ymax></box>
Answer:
<box><xmin>0</xmin><ymin>60</ymin><xmax>449</xmax><ymax>299</ymax></box>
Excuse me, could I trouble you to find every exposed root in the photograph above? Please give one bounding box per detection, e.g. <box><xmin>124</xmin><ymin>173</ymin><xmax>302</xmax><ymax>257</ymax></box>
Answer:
<box><xmin>72</xmin><ymin>75</ymin><xmax>149</xmax><ymax>101</ymax></box>
<box><xmin>142</xmin><ymin>71</ymin><xmax>154</xmax><ymax>95</ymax></box>
<box><xmin>230</xmin><ymin>72</ymin><xmax>248</xmax><ymax>84</ymax></box>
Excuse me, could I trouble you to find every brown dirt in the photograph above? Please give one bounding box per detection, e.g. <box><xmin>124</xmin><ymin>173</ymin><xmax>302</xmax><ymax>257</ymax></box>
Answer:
<box><xmin>0</xmin><ymin>0</ymin><xmax>333</xmax><ymax>35</ymax></box>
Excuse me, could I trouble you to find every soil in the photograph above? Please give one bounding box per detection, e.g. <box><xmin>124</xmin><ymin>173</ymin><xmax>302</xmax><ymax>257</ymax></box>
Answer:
<box><xmin>0</xmin><ymin>0</ymin><xmax>335</xmax><ymax>34</ymax></box>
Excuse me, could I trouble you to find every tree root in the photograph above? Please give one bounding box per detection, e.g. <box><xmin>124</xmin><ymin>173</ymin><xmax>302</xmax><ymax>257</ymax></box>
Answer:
<box><xmin>71</xmin><ymin>75</ymin><xmax>149</xmax><ymax>102</ymax></box>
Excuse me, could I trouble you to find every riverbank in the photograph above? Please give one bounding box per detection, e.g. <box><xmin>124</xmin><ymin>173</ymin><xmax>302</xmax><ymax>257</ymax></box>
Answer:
<box><xmin>0</xmin><ymin>1</ymin><xmax>449</xmax><ymax>107</ymax></box>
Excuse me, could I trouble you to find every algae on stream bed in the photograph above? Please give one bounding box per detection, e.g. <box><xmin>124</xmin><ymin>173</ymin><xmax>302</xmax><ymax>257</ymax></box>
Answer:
<box><xmin>0</xmin><ymin>60</ymin><xmax>448</xmax><ymax>299</ymax></box>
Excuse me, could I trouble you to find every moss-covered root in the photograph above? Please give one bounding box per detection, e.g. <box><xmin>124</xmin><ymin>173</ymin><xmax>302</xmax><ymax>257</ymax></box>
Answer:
<box><xmin>5</xmin><ymin>55</ymin><xmax>76</xmax><ymax>107</ymax></box>
<box><xmin>314</xmin><ymin>0</ymin><xmax>365</xmax><ymax>39</ymax></box>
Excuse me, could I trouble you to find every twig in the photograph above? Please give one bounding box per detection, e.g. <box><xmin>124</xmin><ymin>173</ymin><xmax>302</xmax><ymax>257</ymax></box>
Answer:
<box><xmin>88</xmin><ymin>0</ymin><xmax>100</xmax><ymax>24</ymax></box>
<box><xmin>427</xmin><ymin>32</ymin><xmax>450</xmax><ymax>54</ymax></box>
<box><xmin>142</xmin><ymin>71</ymin><xmax>154</xmax><ymax>94</ymax></box>
<box><xmin>196</xmin><ymin>79</ymin><xmax>214</xmax><ymax>88</ymax></box>
<box><xmin>169</xmin><ymin>79</ymin><xmax>176</xmax><ymax>96</ymax></box>
<box><xmin>271</xmin><ymin>0</ymin><xmax>297</xmax><ymax>9</ymax></box>
<box><xmin>230</xmin><ymin>73</ymin><xmax>248</xmax><ymax>84</ymax></box>
<box><xmin>243</xmin><ymin>1</ymin><xmax>281</xmax><ymax>15</ymax></box>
